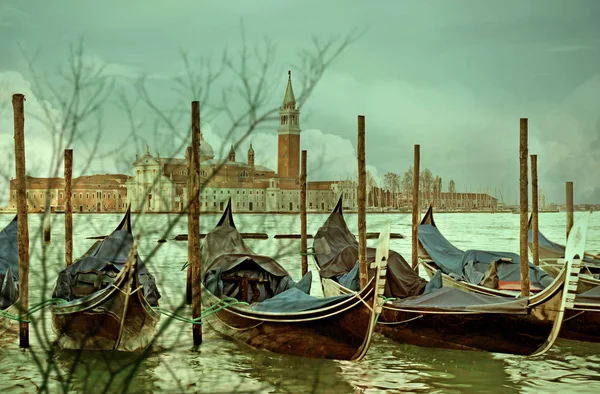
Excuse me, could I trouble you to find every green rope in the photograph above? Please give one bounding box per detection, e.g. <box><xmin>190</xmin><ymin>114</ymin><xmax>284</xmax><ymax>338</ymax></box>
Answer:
<box><xmin>373</xmin><ymin>296</ymin><xmax>396</xmax><ymax>327</ymax></box>
<box><xmin>181</xmin><ymin>261</ymin><xmax>191</xmax><ymax>271</ymax></box>
<box><xmin>150</xmin><ymin>297</ymin><xmax>250</xmax><ymax>324</ymax></box>
<box><xmin>0</xmin><ymin>298</ymin><xmax>69</xmax><ymax>323</ymax></box>
<box><xmin>300</xmin><ymin>246</ymin><xmax>316</xmax><ymax>256</ymax></box>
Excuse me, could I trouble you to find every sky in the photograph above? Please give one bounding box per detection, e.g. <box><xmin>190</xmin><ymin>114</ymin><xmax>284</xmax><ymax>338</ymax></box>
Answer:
<box><xmin>1</xmin><ymin>0</ymin><xmax>599</xmax><ymax>205</ymax></box>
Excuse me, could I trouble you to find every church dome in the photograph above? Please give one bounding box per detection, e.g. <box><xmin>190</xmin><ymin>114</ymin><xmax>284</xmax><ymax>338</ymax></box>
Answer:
<box><xmin>199</xmin><ymin>134</ymin><xmax>214</xmax><ymax>160</ymax></box>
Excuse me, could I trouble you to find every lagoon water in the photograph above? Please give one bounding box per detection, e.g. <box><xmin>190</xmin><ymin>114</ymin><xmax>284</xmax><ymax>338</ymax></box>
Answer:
<box><xmin>1</xmin><ymin>211</ymin><xmax>600</xmax><ymax>393</ymax></box>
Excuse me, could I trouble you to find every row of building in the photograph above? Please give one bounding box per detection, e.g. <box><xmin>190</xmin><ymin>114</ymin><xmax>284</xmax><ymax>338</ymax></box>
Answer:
<box><xmin>7</xmin><ymin>71</ymin><xmax>498</xmax><ymax>214</ymax></box>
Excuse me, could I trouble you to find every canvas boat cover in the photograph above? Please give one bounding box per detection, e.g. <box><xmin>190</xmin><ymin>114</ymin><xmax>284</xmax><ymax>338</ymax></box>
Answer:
<box><xmin>52</xmin><ymin>212</ymin><xmax>161</xmax><ymax>306</ymax></box>
<box><xmin>528</xmin><ymin>228</ymin><xmax>600</xmax><ymax>266</ymax></box>
<box><xmin>313</xmin><ymin>198</ymin><xmax>529</xmax><ymax>314</ymax></box>
<box><xmin>314</xmin><ymin>199</ymin><xmax>428</xmax><ymax>299</ymax></box>
<box><xmin>419</xmin><ymin>223</ymin><xmax>554</xmax><ymax>290</ymax></box>
<box><xmin>0</xmin><ymin>216</ymin><xmax>19</xmax><ymax>310</ymax></box>
<box><xmin>576</xmin><ymin>285</ymin><xmax>600</xmax><ymax>305</ymax></box>
<box><xmin>202</xmin><ymin>200</ymin><xmax>354</xmax><ymax>313</ymax></box>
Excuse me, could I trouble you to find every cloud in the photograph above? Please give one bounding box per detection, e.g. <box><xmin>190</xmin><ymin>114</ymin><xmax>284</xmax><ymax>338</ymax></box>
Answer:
<box><xmin>79</xmin><ymin>55</ymin><xmax>142</xmax><ymax>80</ymax></box>
<box><xmin>304</xmin><ymin>70</ymin><xmax>600</xmax><ymax>204</ymax></box>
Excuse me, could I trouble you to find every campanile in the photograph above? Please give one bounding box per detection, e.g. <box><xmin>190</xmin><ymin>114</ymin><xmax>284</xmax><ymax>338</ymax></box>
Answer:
<box><xmin>277</xmin><ymin>71</ymin><xmax>301</xmax><ymax>179</ymax></box>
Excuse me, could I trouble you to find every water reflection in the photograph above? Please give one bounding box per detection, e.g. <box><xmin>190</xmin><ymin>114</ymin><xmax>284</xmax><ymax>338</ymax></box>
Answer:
<box><xmin>499</xmin><ymin>340</ymin><xmax>600</xmax><ymax>394</ymax></box>
<box><xmin>340</xmin><ymin>334</ymin><xmax>517</xmax><ymax>393</ymax></box>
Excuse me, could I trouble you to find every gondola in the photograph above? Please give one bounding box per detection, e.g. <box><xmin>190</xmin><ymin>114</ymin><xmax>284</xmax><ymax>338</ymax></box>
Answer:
<box><xmin>50</xmin><ymin>208</ymin><xmax>161</xmax><ymax>351</ymax></box>
<box><xmin>0</xmin><ymin>216</ymin><xmax>19</xmax><ymax>332</ymax></box>
<box><xmin>200</xmin><ymin>199</ymin><xmax>387</xmax><ymax>361</ymax></box>
<box><xmin>418</xmin><ymin>205</ymin><xmax>600</xmax><ymax>343</ymax></box>
<box><xmin>312</xmin><ymin>198</ymin><xmax>576</xmax><ymax>356</ymax></box>
<box><xmin>527</xmin><ymin>215</ymin><xmax>600</xmax><ymax>293</ymax></box>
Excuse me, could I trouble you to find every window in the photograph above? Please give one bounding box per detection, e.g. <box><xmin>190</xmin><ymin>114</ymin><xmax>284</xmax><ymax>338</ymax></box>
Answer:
<box><xmin>86</xmin><ymin>193</ymin><xmax>89</xmax><ymax>199</ymax></box>
<box><xmin>60</xmin><ymin>193</ymin><xmax>63</xmax><ymax>199</ymax></box>
<box><xmin>108</xmin><ymin>193</ymin><xmax>111</xmax><ymax>198</ymax></box>
<box><xmin>79</xmin><ymin>193</ymin><xmax>82</xmax><ymax>199</ymax></box>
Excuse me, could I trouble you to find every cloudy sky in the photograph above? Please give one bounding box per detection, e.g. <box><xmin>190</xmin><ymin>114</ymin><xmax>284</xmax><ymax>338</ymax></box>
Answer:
<box><xmin>1</xmin><ymin>0</ymin><xmax>599</xmax><ymax>205</ymax></box>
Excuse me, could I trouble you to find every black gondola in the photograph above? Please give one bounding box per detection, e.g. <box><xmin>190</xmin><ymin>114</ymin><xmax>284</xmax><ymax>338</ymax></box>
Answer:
<box><xmin>312</xmin><ymin>198</ymin><xmax>576</xmax><ymax>356</ymax></box>
<box><xmin>0</xmin><ymin>216</ymin><xmax>19</xmax><ymax>332</ymax></box>
<box><xmin>50</xmin><ymin>208</ymin><xmax>161</xmax><ymax>351</ymax></box>
<box><xmin>418</xmin><ymin>205</ymin><xmax>600</xmax><ymax>343</ymax></box>
<box><xmin>200</xmin><ymin>199</ymin><xmax>387</xmax><ymax>361</ymax></box>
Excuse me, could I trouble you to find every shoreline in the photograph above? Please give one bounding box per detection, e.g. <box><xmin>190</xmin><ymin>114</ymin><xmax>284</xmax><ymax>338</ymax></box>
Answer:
<box><xmin>0</xmin><ymin>209</ymin><xmax>564</xmax><ymax>215</ymax></box>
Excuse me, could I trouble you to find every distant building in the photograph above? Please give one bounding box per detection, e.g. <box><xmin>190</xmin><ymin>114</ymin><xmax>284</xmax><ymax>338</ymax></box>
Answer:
<box><xmin>8</xmin><ymin>174</ymin><xmax>128</xmax><ymax>213</ymax></box>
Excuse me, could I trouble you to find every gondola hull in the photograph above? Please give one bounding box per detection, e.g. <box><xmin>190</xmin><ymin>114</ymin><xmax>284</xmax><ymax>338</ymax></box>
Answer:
<box><xmin>320</xmin><ymin>276</ymin><xmax>562</xmax><ymax>355</ymax></box>
<box><xmin>199</xmin><ymin>199</ymin><xmax>388</xmax><ymax>361</ymax></box>
<box><xmin>51</xmin><ymin>262</ymin><xmax>159</xmax><ymax>352</ymax></box>
<box><xmin>201</xmin><ymin>280</ymin><xmax>378</xmax><ymax>360</ymax></box>
<box><xmin>420</xmin><ymin>260</ymin><xmax>600</xmax><ymax>342</ymax></box>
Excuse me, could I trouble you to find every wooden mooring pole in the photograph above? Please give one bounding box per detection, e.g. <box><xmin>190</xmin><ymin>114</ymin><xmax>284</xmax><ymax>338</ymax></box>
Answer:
<box><xmin>531</xmin><ymin>154</ymin><xmax>539</xmax><ymax>266</ymax></box>
<box><xmin>43</xmin><ymin>200</ymin><xmax>51</xmax><ymax>244</ymax></box>
<box><xmin>519</xmin><ymin>118</ymin><xmax>530</xmax><ymax>297</ymax></box>
<box><xmin>412</xmin><ymin>144</ymin><xmax>420</xmax><ymax>272</ymax></box>
<box><xmin>357</xmin><ymin>115</ymin><xmax>368</xmax><ymax>289</ymax></box>
<box><xmin>64</xmin><ymin>149</ymin><xmax>73</xmax><ymax>266</ymax></box>
<box><xmin>300</xmin><ymin>150</ymin><xmax>308</xmax><ymax>277</ymax></box>
<box><xmin>190</xmin><ymin>101</ymin><xmax>202</xmax><ymax>346</ymax></box>
<box><xmin>566</xmin><ymin>181</ymin><xmax>574</xmax><ymax>241</ymax></box>
<box><xmin>185</xmin><ymin>146</ymin><xmax>192</xmax><ymax>305</ymax></box>
<box><xmin>13</xmin><ymin>93</ymin><xmax>29</xmax><ymax>348</ymax></box>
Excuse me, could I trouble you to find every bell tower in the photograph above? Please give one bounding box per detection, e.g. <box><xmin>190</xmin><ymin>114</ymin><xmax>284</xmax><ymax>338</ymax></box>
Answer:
<box><xmin>277</xmin><ymin>71</ymin><xmax>301</xmax><ymax>178</ymax></box>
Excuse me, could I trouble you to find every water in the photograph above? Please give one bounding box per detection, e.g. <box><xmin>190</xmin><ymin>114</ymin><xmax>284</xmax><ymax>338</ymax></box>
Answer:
<box><xmin>1</xmin><ymin>211</ymin><xmax>600</xmax><ymax>393</ymax></box>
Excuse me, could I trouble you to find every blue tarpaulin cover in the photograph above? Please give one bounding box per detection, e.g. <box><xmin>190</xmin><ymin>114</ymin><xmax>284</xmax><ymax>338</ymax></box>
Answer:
<box><xmin>0</xmin><ymin>216</ymin><xmax>18</xmax><ymax>310</ymax></box>
<box><xmin>312</xmin><ymin>198</ymin><xmax>530</xmax><ymax>314</ymax></box>
<box><xmin>419</xmin><ymin>223</ymin><xmax>554</xmax><ymax>289</ymax></box>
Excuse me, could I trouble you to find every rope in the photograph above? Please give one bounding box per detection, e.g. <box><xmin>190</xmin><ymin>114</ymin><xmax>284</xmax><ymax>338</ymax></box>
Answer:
<box><xmin>181</xmin><ymin>261</ymin><xmax>190</xmax><ymax>271</ymax></box>
<box><xmin>0</xmin><ymin>298</ymin><xmax>69</xmax><ymax>323</ymax></box>
<box><xmin>300</xmin><ymin>246</ymin><xmax>316</xmax><ymax>256</ymax></box>
<box><xmin>373</xmin><ymin>296</ymin><xmax>396</xmax><ymax>327</ymax></box>
<box><xmin>149</xmin><ymin>297</ymin><xmax>250</xmax><ymax>324</ymax></box>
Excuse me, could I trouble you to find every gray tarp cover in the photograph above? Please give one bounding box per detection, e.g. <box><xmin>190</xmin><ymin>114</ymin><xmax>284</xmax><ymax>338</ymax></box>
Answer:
<box><xmin>314</xmin><ymin>199</ymin><xmax>530</xmax><ymax>314</ymax></box>
<box><xmin>52</xmin><ymin>216</ymin><xmax>160</xmax><ymax>306</ymax></box>
<box><xmin>419</xmin><ymin>223</ymin><xmax>554</xmax><ymax>289</ymax></box>
<box><xmin>313</xmin><ymin>202</ymin><xmax>428</xmax><ymax>299</ymax></box>
<box><xmin>202</xmin><ymin>201</ymin><xmax>354</xmax><ymax>313</ymax></box>
<box><xmin>392</xmin><ymin>286</ymin><xmax>528</xmax><ymax>313</ymax></box>
<box><xmin>0</xmin><ymin>216</ymin><xmax>18</xmax><ymax>309</ymax></box>
<box><xmin>575</xmin><ymin>285</ymin><xmax>600</xmax><ymax>305</ymax></box>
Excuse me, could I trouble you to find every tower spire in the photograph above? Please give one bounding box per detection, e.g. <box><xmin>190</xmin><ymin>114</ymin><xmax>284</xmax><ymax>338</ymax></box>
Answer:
<box><xmin>283</xmin><ymin>70</ymin><xmax>295</xmax><ymax>106</ymax></box>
